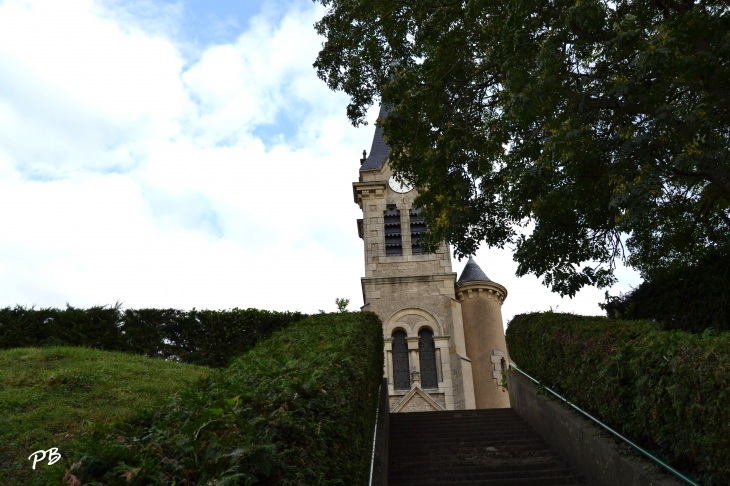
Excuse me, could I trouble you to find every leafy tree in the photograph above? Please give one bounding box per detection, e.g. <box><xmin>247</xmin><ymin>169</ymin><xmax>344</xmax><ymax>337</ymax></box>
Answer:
<box><xmin>313</xmin><ymin>0</ymin><xmax>730</xmax><ymax>296</ymax></box>
<box><xmin>335</xmin><ymin>297</ymin><xmax>351</xmax><ymax>312</ymax></box>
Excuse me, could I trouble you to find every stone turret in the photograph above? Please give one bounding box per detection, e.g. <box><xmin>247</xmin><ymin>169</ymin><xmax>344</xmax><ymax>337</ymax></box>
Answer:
<box><xmin>456</xmin><ymin>257</ymin><xmax>510</xmax><ymax>409</ymax></box>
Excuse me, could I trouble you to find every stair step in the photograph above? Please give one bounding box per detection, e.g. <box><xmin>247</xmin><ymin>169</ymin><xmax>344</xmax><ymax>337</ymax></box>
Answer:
<box><xmin>393</xmin><ymin>416</ymin><xmax>527</xmax><ymax>421</ymax></box>
<box><xmin>390</xmin><ymin>453</ymin><xmax>564</xmax><ymax>466</ymax></box>
<box><xmin>391</xmin><ymin>418</ymin><xmax>528</xmax><ymax>427</ymax></box>
<box><xmin>393</xmin><ymin>423</ymin><xmax>530</xmax><ymax>429</ymax></box>
<box><xmin>391</xmin><ymin>410</ymin><xmax>518</xmax><ymax>416</ymax></box>
<box><xmin>389</xmin><ymin>460</ymin><xmax>572</xmax><ymax>477</ymax></box>
<box><xmin>390</xmin><ymin>435</ymin><xmax>544</xmax><ymax>445</ymax></box>
<box><xmin>387</xmin><ymin>408</ymin><xmax>582</xmax><ymax>485</ymax></box>
<box><xmin>389</xmin><ymin>476</ymin><xmax>581</xmax><ymax>486</ymax></box>
<box><xmin>391</xmin><ymin>424</ymin><xmax>533</xmax><ymax>433</ymax></box>
<box><xmin>390</xmin><ymin>430</ymin><xmax>535</xmax><ymax>439</ymax></box>
<box><xmin>391</xmin><ymin>467</ymin><xmax>576</xmax><ymax>480</ymax></box>
<box><xmin>391</xmin><ymin>444</ymin><xmax>555</xmax><ymax>456</ymax></box>
<box><xmin>391</xmin><ymin>417</ymin><xmax>524</xmax><ymax>426</ymax></box>
<box><xmin>392</xmin><ymin>413</ymin><xmax>524</xmax><ymax>420</ymax></box>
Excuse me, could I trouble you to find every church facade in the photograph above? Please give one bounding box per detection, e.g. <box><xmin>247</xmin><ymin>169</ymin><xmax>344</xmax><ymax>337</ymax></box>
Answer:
<box><xmin>353</xmin><ymin>106</ymin><xmax>511</xmax><ymax>412</ymax></box>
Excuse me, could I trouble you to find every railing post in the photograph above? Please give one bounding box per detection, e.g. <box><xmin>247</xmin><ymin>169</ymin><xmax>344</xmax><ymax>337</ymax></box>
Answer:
<box><xmin>368</xmin><ymin>378</ymin><xmax>389</xmax><ymax>486</ymax></box>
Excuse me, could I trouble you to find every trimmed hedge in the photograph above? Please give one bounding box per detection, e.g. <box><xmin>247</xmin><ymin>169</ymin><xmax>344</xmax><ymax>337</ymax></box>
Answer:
<box><xmin>0</xmin><ymin>305</ymin><xmax>307</xmax><ymax>368</ymax></box>
<box><xmin>506</xmin><ymin>313</ymin><xmax>730</xmax><ymax>485</ymax></box>
<box><xmin>0</xmin><ymin>305</ymin><xmax>123</xmax><ymax>350</ymax></box>
<box><xmin>601</xmin><ymin>248</ymin><xmax>730</xmax><ymax>333</ymax></box>
<box><xmin>69</xmin><ymin>311</ymin><xmax>384</xmax><ymax>485</ymax></box>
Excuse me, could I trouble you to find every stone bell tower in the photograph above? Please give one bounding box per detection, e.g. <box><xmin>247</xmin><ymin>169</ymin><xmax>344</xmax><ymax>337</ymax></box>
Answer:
<box><xmin>353</xmin><ymin>105</ymin><xmax>511</xmax><ymax>412</ymax></box>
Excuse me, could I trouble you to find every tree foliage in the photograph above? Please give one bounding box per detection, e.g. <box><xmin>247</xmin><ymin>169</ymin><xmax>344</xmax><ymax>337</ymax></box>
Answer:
<box><xmin>314</xmin><ymin>0</ymin><xmax>730</xmax><ymax>296</ymax></box>
<box><xmin>600</xmin><ymin>246</ymin><xmax>730</xmax><ymax>332</ymax></box>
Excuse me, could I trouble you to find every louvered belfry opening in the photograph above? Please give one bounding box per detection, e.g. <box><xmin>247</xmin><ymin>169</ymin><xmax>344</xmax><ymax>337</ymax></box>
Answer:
<box><xmin>409</xmin><ymin>207</ymin><xmax>427</xmax><ymax>255</ymax></box>
<box><xmin>392</xmin><ymin>330</ymin><xmax>410</xmax><ymax>390</ymax></box>
<box><xmin>418</xmin><ymin>328</ymin><xmax>439</xmax><ymax>389</ymax></box>
<box><xmin>384</xmin><ymin>205</ymin><xmax>403</xmax><ymax>256</ymax></box>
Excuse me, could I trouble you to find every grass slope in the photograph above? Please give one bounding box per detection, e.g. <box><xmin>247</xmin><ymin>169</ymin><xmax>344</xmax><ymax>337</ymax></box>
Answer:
<box><xmin>0</xmin><ymin>347</ymin><xmax>212</xmax><ymax>485</ymax></box>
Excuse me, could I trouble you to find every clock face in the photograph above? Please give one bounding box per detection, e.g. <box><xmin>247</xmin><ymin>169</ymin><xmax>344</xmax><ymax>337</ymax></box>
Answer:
<box><xmin>388</xmin><ymin>175</ymin><xmax>414</xmax><ymax>193</ymax></box>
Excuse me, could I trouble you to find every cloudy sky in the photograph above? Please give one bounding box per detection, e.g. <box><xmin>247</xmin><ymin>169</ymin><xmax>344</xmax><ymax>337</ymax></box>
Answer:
<box><xmin>0</xmin><ymin>0</ymin><xmax>641</xmax><ymax>324</ymax></box>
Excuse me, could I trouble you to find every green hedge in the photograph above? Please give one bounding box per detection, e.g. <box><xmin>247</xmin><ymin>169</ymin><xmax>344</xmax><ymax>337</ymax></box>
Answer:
<box><xmin>601</xmin><ymin>248</ymin><xmax>730</xmax><ymax>333</ymax></box>
<box><xmin>0</xmin><ymin>305</ymin><xmax>307</xmax><ymax>368</ymax></box>
<box><xmin>506</xmin><ymin>313</ymin><xmax>730</xmax><ymax>485</ymax></box>
<box><xmin>68</xmin><ymin>311</ymin><xmax>384</xmax><ymax>485</ymax></box>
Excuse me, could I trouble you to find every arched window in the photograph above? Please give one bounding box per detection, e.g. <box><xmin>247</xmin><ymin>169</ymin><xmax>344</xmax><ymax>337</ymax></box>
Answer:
<box><xmin>392</xmin><ymin>330</ymin><xmax>410</xmax><ymax>390</ymax></box>
<box><xmin>418</xmin><ymin>328</ymin><xmax>439</xmax><ymax>389</ymax></box>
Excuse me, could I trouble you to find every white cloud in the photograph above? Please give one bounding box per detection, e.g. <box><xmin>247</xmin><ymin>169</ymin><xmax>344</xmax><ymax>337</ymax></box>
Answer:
<box><xmin>0</xmin><ymin>0</ymin><xmax>641</xmax><ymax>318</ymax></box>
<box><xmin>0</xmin><ymin>0</ymin><xmax>370</xmax><ymax>313</ymax></box>
<box><xmin>0</xmin><ymin>0</ymin><xmax>187</xmax><ymax>177</ymax></box>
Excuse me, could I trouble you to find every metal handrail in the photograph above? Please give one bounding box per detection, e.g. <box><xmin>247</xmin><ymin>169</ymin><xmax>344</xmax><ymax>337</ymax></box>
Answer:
<box><xmin>508</xmin><ymin>363</ymin><xmax>700</xmax><ymax>486</ymax></box>
<box><xmin>368</xmin><ymin>382</ymin><xmax>381</xmax><ymax>486</ymax></box>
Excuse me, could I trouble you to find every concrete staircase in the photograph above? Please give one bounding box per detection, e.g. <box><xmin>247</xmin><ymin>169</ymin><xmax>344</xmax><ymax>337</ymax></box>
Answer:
<box><xmin>388</xmin><ymin>408</ymin><xmax>585</xmax><ymax>486</ymax></box>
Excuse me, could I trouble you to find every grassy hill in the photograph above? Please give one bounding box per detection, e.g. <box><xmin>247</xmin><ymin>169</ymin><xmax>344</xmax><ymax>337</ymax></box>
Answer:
<box><xmin>0</xmin><ymin>346</ymin><xmax>213</xmax><ymax>485</ymax></box>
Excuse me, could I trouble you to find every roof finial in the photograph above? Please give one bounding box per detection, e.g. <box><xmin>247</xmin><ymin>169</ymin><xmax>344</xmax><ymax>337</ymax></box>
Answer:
<box><xmin>360</xmin><ymin>150</ymin><xmax>367</xmax><ymax>165</ymax></box>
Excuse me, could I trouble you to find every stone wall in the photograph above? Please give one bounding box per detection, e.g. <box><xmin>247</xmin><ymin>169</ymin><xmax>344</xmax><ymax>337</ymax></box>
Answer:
<box><xmin>507</xmin><ymin>370</ymin><xmax>685</xmax><ymax>486</ymax></box>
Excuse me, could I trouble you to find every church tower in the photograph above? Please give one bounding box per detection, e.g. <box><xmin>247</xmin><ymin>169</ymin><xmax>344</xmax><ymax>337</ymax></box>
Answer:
<box><xmin>353</xmin><ymin>105</ymin><xmax>510</xmax><ymax>412</ymax></box>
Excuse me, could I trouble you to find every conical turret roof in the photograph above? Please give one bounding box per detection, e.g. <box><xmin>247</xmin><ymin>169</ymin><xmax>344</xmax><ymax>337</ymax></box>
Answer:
<box><xmin>457</xmin><ymin>256</ymin><xmax>492</xmax><ymax>286</ymax></box>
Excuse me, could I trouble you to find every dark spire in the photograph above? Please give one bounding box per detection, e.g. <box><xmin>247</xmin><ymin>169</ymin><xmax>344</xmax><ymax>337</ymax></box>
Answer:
<box><xmin>360</xmin><ymin>103</ymin><xmax>391</xmax><ymax>171</ymax></box>
<box><xmin>457</xmin><ymin>256</ymin><xmax>492</xmax><ymax>286</ymax></box>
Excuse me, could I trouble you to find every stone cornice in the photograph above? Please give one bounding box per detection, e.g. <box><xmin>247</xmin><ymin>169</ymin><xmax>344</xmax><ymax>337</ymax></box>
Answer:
<box><xmin>352</xmin><ymin>181</ymin><xmax>387</xmax><ymax>207</ymax></box>
<box><xmin>455</xmin><ymin>280</ymin><xmax>508</xmax><ymax>305</ymax></box>
<box><xmin>362</xmin><ymin>273</ymin><xmax>457</xmax><ymax>286</ymax></box>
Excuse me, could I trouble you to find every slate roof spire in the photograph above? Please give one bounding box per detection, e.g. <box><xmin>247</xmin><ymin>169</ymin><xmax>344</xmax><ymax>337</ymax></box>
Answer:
<box><xmin>360</xmin><ymin>103</ymin><xmax>391</xmax><ymax>171</ymax></box>
<box><xmin>457</xmin><ymin>256</ymin><xmax>492</xmax><ymax>286</ymax></box>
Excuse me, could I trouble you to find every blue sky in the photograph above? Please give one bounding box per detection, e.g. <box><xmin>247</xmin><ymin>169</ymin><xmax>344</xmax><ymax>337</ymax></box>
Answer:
<box><xmin>0</xmin><ymin>0</ymin><xmax>640</xmax><ymax>322</ymax></box>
